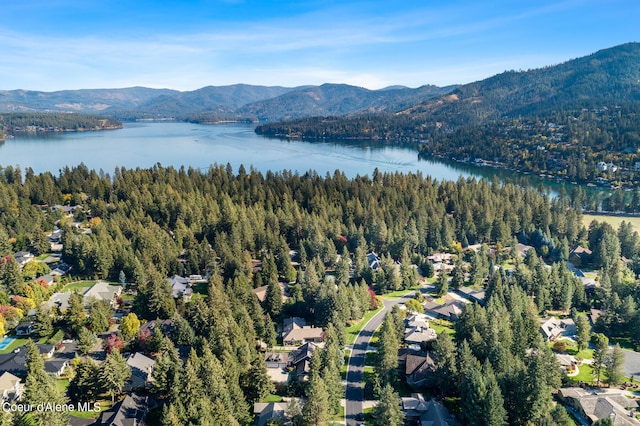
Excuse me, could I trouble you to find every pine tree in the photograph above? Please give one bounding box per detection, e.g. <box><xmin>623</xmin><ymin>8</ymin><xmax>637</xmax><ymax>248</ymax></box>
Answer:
<box><xmin>302</xmin><ymin>369</ymin><xmax>330</xmax><ymax>426</ymax></box>
<box><xmin>435</xmin><ymin>269</ymin><xmax>449</xmax><ymax>296</ymax></box>
<box><xmin>99</xmin><ymin>349</ymin><xmax>132</xmax><ymax>403</ymax></box>
<box><xmin>371</xmin><ymin>384</ymin><xmax>404</xmax><ymax>426</ymax></box>
<box><xmin>265</xmin><ymin>279</ymin><xmax>283</xmax><ymax>318</ymax></box>
<box><xmin>77</xmin><ymin>326</ymin><xmax>97</xmax><ymax>355</ymax></box>
<box><xmin>604</xmin><ymin>344</ymin><xmax>625</xmax><ymax>386</ymax></box>
<box><xmin>592</xmin><ymin>333</ymin><xmax>609</xmax><ymax>386</ymax></box>
<box><xmin>433</xmin><ymin>331</ymin><xmax>457</xmax><ymax>396</ymax></box>
<box><xmin>376</xmin><ymin>313</ymin><xmax>399</xmax><ymax>387</ymax></box>
<box><xmin>575</xmin><ymin>314</ymin><xmax>591</xmax><ymax>351</ymax></box>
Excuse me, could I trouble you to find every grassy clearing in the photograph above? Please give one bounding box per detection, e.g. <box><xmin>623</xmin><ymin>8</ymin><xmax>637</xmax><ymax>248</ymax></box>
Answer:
<box><xmin>582</xmin><ymin>213</ymin><xmax>640</xmax><ymax>232</ymax></box>
<box><xmin>263</xmin><ymin>394</ymin><xmax>284</xmax><ymax>403</ymax></box>
<box><xmin>381</xmin><ymin>286</ymin><xmax>422</xmax><ymax>300</ymax></box>
<box><xmin>62</xmin><ymin>280</ymin><xmax>97</xmax><ymax>292</ymax></box>
<box><xmin>346</xmin><ymin>305</ymin><xmax>383</xmax><ymax>345</ymax></box>
<box><xmin>431</xmin><ymin>319</ymin><xmax>456</xmax><ymax>336</ymax></box>
<box><xmin>70</xmin><ymin>399</ymin><xmax>113</xmax><ymax>419</ymax></box>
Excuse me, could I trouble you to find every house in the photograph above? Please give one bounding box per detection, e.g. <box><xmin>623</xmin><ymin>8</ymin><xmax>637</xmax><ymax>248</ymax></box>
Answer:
<box><xmin>125</xmin><ymin>352</ymin><xmax>155</xmax><ymax>391</ymax></box>
<box><xmin>44</xmin><ymin>359</ymin><xmax>69</xmax><ymax>378</ymax></box>
<box><xmin>253</xmin><ymin>282</ymin><xmax>289</xmax><ymax>303</ymax></box>
<box><xmin>51</xmin><ymin>205</ymin><xmax>78</xmax><ymax>217</ymax></box>
<box><xmin>456</xmin><ymin>287</ymin><xmax>487</xmax><ymax>306</ymax></box>
<box><xmin>264</xmin><ymin>352</ymin><xmax>288</xmax><ymax>370</ymax></box>
<box><xmin>558</xmin><ymin>388</ymin><xmax>640</xmax><ymax>426</ymax></box>
<box><xmin>14</xmin><ymin>321</ymin><xmax>35</xmax><ymax>336</ymax></box>
<box><xmin>404</xmin><ymin>353</ymin><xmax>436</xmax><ymax>388</ymax></box>
<box><xmin>82</xmin><ymin>281</ymin><xmax>122</xmax><ymax>307</ymax></box>
<box><xmin>404</xmin><ymin>315</ymin><xmax>438</xmax><ymax>346</ymax></box>
<box><xmin>401</xmin><ymin>393</ymin><xmax>460</xmax><ymax>426</ymax></box>
<box><xmin>569</xmin><ymin>246</ymin><xmax>592</xmax><ymax>266</ymax></box>
<box><xmin>282</xmin><ymin>326</ymin><xmax>325</xmax><ymax>346</ymax></box>
<box><xmin>13</xmin><ymin>251</ymin><xmax>34</xmax><ymax>266</ymax></box>
<box><xmin>555</xmin><ymin>354</ymin><xmax>578</xmax><ymax>375</ymax></box>
<box><xmin>589</xmin><ymin>309</ymin><xmax>603</xmax><ymax>326</ymax></box>
<box><xmin>424</xmin><ymin>300</ymin><xmax>464</xmax><ymax>321</ymax></box>
<box><xmin>281</xmin><ymin>317</ymin><xmax>306</xmax><ymax>338</ymax></box>
<box><xmin>0</xmin><ymin>350</ymin><xmax>28</xmax><ymax>376</ymax></box>
<box><xmin>98</xmin><ymin>393</ymin><xmax>149</xmax><ymax>426</ymax></box>
<box><xmin>515</xmin><ymin>243</ymin><xmax>534</xmax><ymax>258</ymax></box>
<box><xmin>539</xmin><ymin>317</ymin><xmax>576</xmax><ymax>341</ymax></box>
<box><xmin>37</xmin><ymin>344</ymin><xmax>56</xmax><ymax>358</ymax></box>
<box><xmin>35</xmin><ymin>274</ymin><xmax>55</xmax><ymax>287</ymax></box>
<box><xmin>288</xmin><ymin>342</ymin><xmax>321</xmax><ymax>381</ymax></box>
<box><xmin>367</xmin><ymin>252</ymin><xmax>381</xmax><ymax>270</ymax></box>
<box><xmin>0</xmin><ymin>372</ymin><xmax>23</xmax><ymax>402</ymax></box>
<box><xmin>253</xmin><ymin>401</ymin><xmax>291</xmax><ymax>426</ymax></box>
<box><xmin>169</xmin><ymin>275</ymin><xmax>193</xmax><ymax>302</ymax></box>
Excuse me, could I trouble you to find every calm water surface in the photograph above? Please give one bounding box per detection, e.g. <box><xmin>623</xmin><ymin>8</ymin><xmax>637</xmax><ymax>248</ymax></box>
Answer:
<box><xmin>0</xmin><ymin>122</ymin><xmax>569</xmax><ymax>193</ymax></box>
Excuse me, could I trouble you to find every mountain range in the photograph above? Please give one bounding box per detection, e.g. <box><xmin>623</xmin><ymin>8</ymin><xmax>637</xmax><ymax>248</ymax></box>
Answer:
<box><xmin>0</xmin><ymin>83</ymin><xmax>455</xmax><ymax>123</ymax></box>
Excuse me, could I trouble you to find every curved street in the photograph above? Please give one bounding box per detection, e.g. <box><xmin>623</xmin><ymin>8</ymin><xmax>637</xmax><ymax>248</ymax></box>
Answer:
<box><xmin>344</xmin><ymin>295</ymin><xmax>410</xmax><ymax>426</ymax></box>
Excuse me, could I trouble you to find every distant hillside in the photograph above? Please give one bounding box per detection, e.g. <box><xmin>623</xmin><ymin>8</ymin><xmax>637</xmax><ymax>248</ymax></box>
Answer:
<box><xmin>0</xmin><ymin>87</ymin><xmax>177</xmax><ymax>114</ymax></box>
<box><xmin>0</xmin><ymin>112</ymin><xmax>122</xmax><ymax>134</ymax></box>
<box><xmin>257</xmin><ymin>43</ymin><xmax>640</xmax><ymax>139</ymax></box>
<box><xmin>235</xmin><ymin>83</ymin><xmax>456</xmax><ymax>121</ymax></box>
<box><xmin>256</xmin><ymin>42</ymin><xmax>640</xmax><ymax>187</ymax></box>
<box><xmin>0</xmin><ymin>83</ymin><xmax>457</xmax><ymax>122</ymax></box>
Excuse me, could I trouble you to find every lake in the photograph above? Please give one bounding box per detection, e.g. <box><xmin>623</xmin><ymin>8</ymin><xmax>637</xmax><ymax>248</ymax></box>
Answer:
<box><xmin>0</xmin><ymin>122</ymin><xmax>576</xmax><ymax>192</ymax></box>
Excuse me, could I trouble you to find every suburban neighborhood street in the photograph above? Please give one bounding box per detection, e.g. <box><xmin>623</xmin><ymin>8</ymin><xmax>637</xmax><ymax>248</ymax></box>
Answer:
<box><xmin>344</xmin><ymin>296</ymin><xmax>410</xmax><ymax>426</ymax></box>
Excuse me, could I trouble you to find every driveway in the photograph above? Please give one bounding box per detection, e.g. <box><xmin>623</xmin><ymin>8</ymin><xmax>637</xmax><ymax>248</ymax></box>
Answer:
<box><xmin>344</xmin><ymin>295</ymin><xmax>410</xmax><ymax>426</ymax></box>
<box><xmin>622</xmin><ymin>348</ymin><xmax>640</xmax><ymax>378</ymax></box>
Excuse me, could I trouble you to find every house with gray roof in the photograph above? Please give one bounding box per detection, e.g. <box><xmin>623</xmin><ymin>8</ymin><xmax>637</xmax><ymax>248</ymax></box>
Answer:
<box><xmin>125</xmin><ymin>352</ymin><xmax>155</xmax><ymax>391</ymax></box>
<box><xmin>539</xmin><ymin>317</ymin><xmax>576</xmax><ymax>341</ymax></box>
<box><xmin>558</xmin><ymin>387</ymin><xmax>640</xmax><ymax>426</ymax></box>
<box><xmin>401</xmin><ymin>393</ymin><xmax>460</xmax><ymax>426</ymax></box>
<box><xmin>82</xmin><ymin>281</ymin><xmax>122</xmax><ymax>307</ymax></box>
<box><xmin>98</xmin><ymin>393</ymin><xmax>149</xmax><ymax>426</ymax></box>
<box><xmin>169</xmin><ymin>275</ymin><xmax>193</xmax><ymax>302</ymax></box>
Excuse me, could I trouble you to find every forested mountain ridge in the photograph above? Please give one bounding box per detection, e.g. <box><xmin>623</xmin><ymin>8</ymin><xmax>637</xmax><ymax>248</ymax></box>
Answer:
<box><xmin>257</xmin><ymin>42</ymin><xmax>640</xmax><ymax>139</ymax></box>
<box><xmin>0</xmin><ymin>83</ymin><xmax>456</xmax><ymax>123</ymax></box>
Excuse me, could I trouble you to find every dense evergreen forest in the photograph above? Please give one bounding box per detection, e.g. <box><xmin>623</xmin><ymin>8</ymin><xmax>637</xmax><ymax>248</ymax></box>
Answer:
<box><xmin>1</xmin><ymin>164</ymin><xmax>640</xmax><ymax>424</ymax></box>
<box><xmin>0</xmin><ymin>113</ymin><xmax>122</xmax><ymax>134</ymax></box>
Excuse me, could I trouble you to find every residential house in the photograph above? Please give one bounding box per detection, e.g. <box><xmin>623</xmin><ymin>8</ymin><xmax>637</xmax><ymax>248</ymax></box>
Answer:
<box><xmin>82</xmin><ymin>281</ymin><xmax>122</xmax><ymax>307</ymax></box>
<box><xmin>539</xmin><ymin>317</ymin><xmax>576</xmax><ymax>341</ymax></box>
<box><xmin>558</xmin><ymin>388</ymin><xmax>640</xmax><ymax>426</ymax></box>
<box><xmin>589</xmin><ymin>309</ymin><xmax>604</xmax><ymax>326</ymax></box>
<box><xmin>404</xmin><ymin>314</ymin><xmax>437</xmax><ymax>346</ymax></box>
<box><xmin>424</xmin><ymin>300</ymin><xmax>464</xmax><ymax>321</ymax></box>
<box><xmin>51</xmin><ymin>205</ymin><xmax>78</xmax><ymax>217</ymax></box>
<box><xmin>288</xmin><ymin>342</ymin><xmax>321</xmax><ymax>381</ymax></box>
<box><xmin>253</xmin><ymin>282</ymin><xmax>289</xmax><ymax>303</ymax></box>
<box><xmin>456</xmin><ymin>287</ymin><xmax>487</xmax><ymax>306</ymax></box>
<box><xmin>98</xmin><ymin>393</ymin><xmax>149</xmax><ymax>426</ymax></box>
<box><xmin>15</xmin><ymin>321</ymin><xmax>35</xmax><ymax>336</ymax></box>
<box><xmin>281</xmin><ymin>317</ymin><xmax>306</xmax><ymax>338</ymax></box>
<box><xmin>401</xmin><ymin>393</ymin><xmax>460</xmax><ymax>426</ymax></box>
<box><xmin>404</xmin><ymin>353</ymin><xmax>436</xmax><ymax>388</ymax></box>
<box><xmin>282</xmin><ymin>326</ymin><xmax>324</xmax><ymax>346</ymax></box>
<box><xmin>169</xmin><ymin>275</ymin><xmax>193</xmax><ymax>302</ymax></box>
<box><xmin>37</xmin><ymin>344</ymin><xmax>55</xmax><ymax>359</ymax></box>
<box><xmin>265</xmin><ymin>352</ymin><xmax>288</xmax><ymax>370</ymax></box>
<box><xmin>45</xmin><ymin>359</ymin><xmax>69</xmax><ymax>378</ymax></box>
<box><xmin>0</xmin><ymin>372</ymin><xmax>23</xmax><ymax>402</ymax></box>
<box><xmin>569</xmin><ymin>246</ymin><xmax>592</xmax><ymax>267</ymax></box>
<box><xmin>0</xmin><ymin>350</ymin><xmax>28</xmax><ymax>376</ymax></box>
<box><xmin>367</xmin><ymin>252</ymin><xmax>381</xmax><ymax>270</ymax></box>
<box><xmin>555</xmin><ymin>354</ymin><xmax>578</xmax><ymax>375</ymax></box>
<box><xmin>13</xmin><ymin>251</ymin><xmax>34</xmax><ymax>267</ymax></box>
<box><xmin>125</xmin><ymin>352</ymin><xmax>155</xmax><ymax>391</ymax></box>
<box><xmin>35</xmin><ymin>274</ymin><xmax>55</xmax><ymax>287</ymax></box>
<box><xmin>253</xmin><ymin>401</ymin><xmax>291</xmax><ymax>426</ymax></box>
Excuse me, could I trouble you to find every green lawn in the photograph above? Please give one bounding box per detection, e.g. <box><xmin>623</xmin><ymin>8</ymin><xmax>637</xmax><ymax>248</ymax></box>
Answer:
<box><xmin>263</xmin><ymin>394</ymin><xmax>284</xmax><ymax>403</ymax></box>
<box><xmin>569</xmin><ymin>363</ymin><xmax>595</xmax><ymax>385</ymax></box>
<box><xmin>346</xmin><ymin>305</ymin><xmax>383</xmax><ymax>345</ymax></box>
<box><xmin>430</xmin><ymin>319</ymin><xmax>456</xmax><ymax>336</ymax></box>
<box><xmin>62</xmin><ymin>280</ymin><xmax>98</xmax><ymax>292</ymax></box>
<box><xmin>70</xmin><ymin>399</ymin><xmax>113</xmax><ymax>419</ymax></box>
<box><xmin>582</xmin><ymin>213</ymin><xmax>640</xmax><ymax>233</ymax></box>
<box><xmin>381</xmin><ymin>286</ymin><xmax>422</xmax><ymax>300</ymax></box>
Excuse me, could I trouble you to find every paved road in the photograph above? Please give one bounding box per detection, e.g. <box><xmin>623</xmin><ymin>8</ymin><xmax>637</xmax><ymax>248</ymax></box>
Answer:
<box><xmin>344</xmin><ymin>296</ymin><xmax>410</xmax><ymax>426</ymax></box>
<box><xmin>622</xmin><ymin>348</ymin><xmax>640</xmax><ymax>378</ymax></box>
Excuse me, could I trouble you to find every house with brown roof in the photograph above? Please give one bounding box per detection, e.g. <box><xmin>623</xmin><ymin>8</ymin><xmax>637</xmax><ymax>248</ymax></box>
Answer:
<box><xmin>0</xmin><ymin>372</ymin><xmax>23</xmax><ymax>402</ymax></box>
<box><xmin>405</xmin><ymin>353</ymin><xmax>436</xmax><ymax>388</ymax></box>
<box><xmin>282</xmin><ymin>326</ymin><xmax>324</xmax><ymax>346</ymax></box>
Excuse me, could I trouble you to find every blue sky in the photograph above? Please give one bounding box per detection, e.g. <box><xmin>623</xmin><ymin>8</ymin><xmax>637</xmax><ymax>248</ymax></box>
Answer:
<box><xmin>0</xmin><ymin>0</ymin><xmax>637</xmax><ymax>91</ymax></box>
